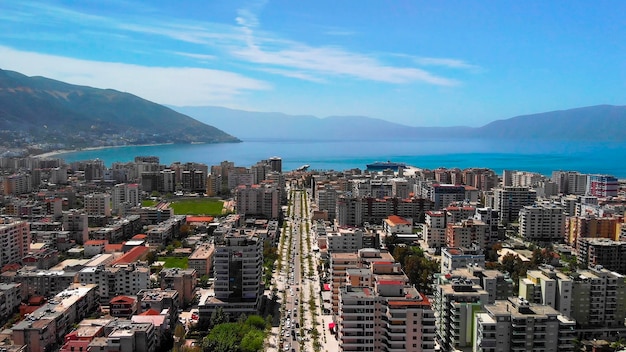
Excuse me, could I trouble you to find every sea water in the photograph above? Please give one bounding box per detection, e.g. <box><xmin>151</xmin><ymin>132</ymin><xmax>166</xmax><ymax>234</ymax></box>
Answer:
<box><xmin>54</xmin><ymin>138</ymin><xmax>626</xmax><ymax>177</ymax></box>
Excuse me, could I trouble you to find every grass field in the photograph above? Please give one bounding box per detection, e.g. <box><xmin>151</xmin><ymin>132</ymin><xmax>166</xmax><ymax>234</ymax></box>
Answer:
<box><xmin>170</xmin><ymin>198</ymin><xmax>224</xmax><ymax>215</ymax></box>
<box><xmin>141</xmin><ymin>200</ymin><xmax>158</xmax><ymax>207</ymax></box>
<box><xmin>158</xmin><ymin>256</ymin><xmax>189</xmax><ymax>269</ymax></box>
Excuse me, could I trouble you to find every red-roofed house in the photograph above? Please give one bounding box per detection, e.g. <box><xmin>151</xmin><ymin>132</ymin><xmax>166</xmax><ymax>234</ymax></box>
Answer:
<box><xmin>84</xmin><ymin>240</ymin><xmax>108</xmax><ymax>256</ymax></box>
<box><xmin>104</xmin><ymin>243</ymin><xmax>124</xmax><ymax>253</ymax></box>
<box><xmin>110</xmin><ymin>246</ymin><xmax>150</xmax><ymax>265</ymax></box>
<box><xmin>110</xmin><ymin>295</ymin><xmax>138</xmax><ymax>318</ymax></box>
<box><xmin>383</xmin><ymin>215</ymin><xmax>413</xmax><ymax>235</ymax></box>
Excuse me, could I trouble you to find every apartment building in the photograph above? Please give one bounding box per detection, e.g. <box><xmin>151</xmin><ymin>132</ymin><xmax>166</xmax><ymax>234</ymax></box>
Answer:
<box><xmin>12</xmin><ymin>283</ymin><xmax>99</xmax><ymax>352</ymax></box>
<box><xmin>552</xmin><ymin>170</ymin><xmax>588</xmax><ymax>195</ymax></box>
<box><xmin>474</xmin><ymin>297</ymin><xmax>576</xmax><ymax>352</ymax></box>
<box><xmin>159</xmin><ymin>268</ymin><xmax>197</xmax><ymax>306</ymax></box>
<box><xmin>587</xmin><ymin>174</ymin><xmax>619</xmax><ymax>198</ymax></box>
<box><xmin>440</xmin><ymin>247</ymin><xmax>485</xmax><ymax>274</ymax></box>
<box><xmin>566</xmin><ymin>215</ymin><xmax>621</xmax><ymax>246</ymax></box>
<box><xmin>137</xmin><ymin>289</ymin><xmax>179</xmax><ymax>326</ymax></box>
<box><xmin>199</xmin><ymin>233</ymin><xmax>263</xmax><ymax>323</ymax></box>
<box><xmin>338</xmin><ymin>260</ymin><xmax>436</xmax><ymax>352</ymax></box>
<box><xmin>446</xmin><ymin>219</ymin><xmax>488</xmax><ymax>250</ymax></box>
<box><xmin>424</xmin><ymin>211</ymin><xmax>446</xmax><ymax>249</ymax></box>
<box><xmin>492</xmin><ymin>186</ymin><xmax>536</xmax><ymax>224</ymax></box>
<box><xmin>434</xmin><ymin>275</ymin><xmax>489</xmax><ymax>351</ymax></box>
<box><xmin>327</xmin><ymin>228</ymin><xmax>371</xmax><ymax>253</ymax></box>
<box><xmin>419</xmin><ymin>183</ymin><xmax>467</xmax><ymax>210</ymax></box>
<box><xmin>188</xmin><ymin>243</ymin><xmax>214</xmax><ymax>277</ymax></box>
<box><xmin>518</xmin><ymin>203</ymin><xmax>565</xmax><ymax>245</ymax></box>
<box><xmin>0</xmin><ymin>283</ymin><xmax>22</xmax><ymax>322</ymax></box>
<box><xmin>234</xmin><ymin>183</ymin><xmax>280</xmax><ymax>219</ymax></box>
<box><xmin>78</xmin><ymin>264</ymin><xmax>150</xmax><ymax>301</ymax></box>
<box><xmin>519</xmin><ymin>265</ymin><xmax>573</xmax><ymax>318</ymax></box>
<box><xmin>570</xmin><ymin>266</ymin><xmax>626</xmax><ymax>330</ymax></box>
<box><xmin>63</xmin><ymin>210</ymin><xmax>88</xmax><ymax>245</ymax></box>
<box><xmin>336</xmin><ymin>195</ymin><xmax>434</xmax><ymax>227</ymax></box>
<box><xmin>474</xmin><ymin>207</ymin><xmax>501</xmax><ymax>248</ymax></box>
<box><xmin>2</xmin><ymin>173</ymin><xmax>32</xmax><ymax>196</ymax></box>
<box><xmin>112</xmin><ymin>183</ymin><xmax>140</xmax><ymax>214</ymax></box>
<box><xmin>84</xmin><ymin>193</ymin><xmax>112</xmax><ymax>217</ymax></box>
<box><xmin>0</xmin><ymin>219</ymin><xmax>30</xmax><ymax>268</ymax></box>
<box><xmin>576</xmin><ymin>238</ymin><xmax>626</xmax><ymax>274</ymax></box>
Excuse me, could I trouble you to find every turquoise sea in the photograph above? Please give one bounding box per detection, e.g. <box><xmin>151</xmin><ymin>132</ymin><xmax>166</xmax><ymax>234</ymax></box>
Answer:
<box><xmin>55</xmin><ymin>138</ymin><xmax>626</xmax><ymax>178</ymax></box>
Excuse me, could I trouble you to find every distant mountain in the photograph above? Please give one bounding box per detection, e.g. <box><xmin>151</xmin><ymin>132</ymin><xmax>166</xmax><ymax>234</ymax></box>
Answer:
<box><xmin>475</xmin><ymin>105</ymin><xmax>626</xmax><ymax>140</ymax></box>
<box><xmin>173</xmin><ymin>106</ymin><xmax>473</xmax><ymax>140</ymax></box>
<box><xmin>175</xmin><ymin>105</ymin><xmax>626</xmax><ymax>142</ymax></box>
<box><xmin>0</xmin><ymin>69</ymin><xmax>239</xmax><ymax>150</ymax></box>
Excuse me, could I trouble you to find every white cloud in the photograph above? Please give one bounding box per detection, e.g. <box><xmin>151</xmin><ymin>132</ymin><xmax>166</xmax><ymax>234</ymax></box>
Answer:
<box><xmin>0</xmin><ymin>46</ymin><xmax>271</xmax><ymax>106</ymax></box>
<box><xmin>414</xmin><ymin>57</ymin><xmax>479</xmax><ymax>70</ymax></box>
<box><xmin>230</xmin><ymin>3</ymin><xmax>458</xmax><ymax>86</ymax></box>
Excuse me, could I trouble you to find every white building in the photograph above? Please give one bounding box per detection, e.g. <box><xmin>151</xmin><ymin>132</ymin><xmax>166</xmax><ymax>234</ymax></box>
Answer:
<box><xmin>84</xmin><ymin>193</ymin><xmax>112</xmax><ymax>217</ymax></box>
<box><xmin>518</xmin><ymin>203</ymin><xmax>565</xmax><ymax>244</ymax></box>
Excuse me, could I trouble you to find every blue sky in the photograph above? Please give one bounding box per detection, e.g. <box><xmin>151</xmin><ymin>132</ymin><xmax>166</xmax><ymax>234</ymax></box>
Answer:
<box><xmin>1</xmin><ymin>0</ymin><xmax>625</xmax><ymax>127</ymax></box>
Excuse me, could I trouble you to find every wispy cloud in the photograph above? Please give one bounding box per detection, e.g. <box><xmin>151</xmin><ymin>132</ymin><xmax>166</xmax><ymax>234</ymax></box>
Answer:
<box><xmin>414</xmin><ymin>57</ymin><xmax>479</xmax><ymax>70</ymax></box>
<box><xmin>231</xmin><ymin>2</ymin><xmax>458</xmax><ymax>85</ymax></box>
<box><xmin>170</xmin><ymin>51</ymin><xmax>217</xmax><ymax>61</ymax></box>
<box><xmin>0</xmin><ymin>0</ymin><xmax>472</xmax><ymax>89</ymax></box>
<box><xmin>0</xmin><ymin>46</ymin><xmax>271</xmax><ymax>106</ymax></box>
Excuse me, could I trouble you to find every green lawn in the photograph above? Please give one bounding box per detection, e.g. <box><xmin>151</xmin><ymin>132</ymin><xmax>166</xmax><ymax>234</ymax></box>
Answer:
<box><xmin>141</xmin><ymin>199</ymin><xmax>158</xmax><ymax>207</ymax></box>
<box><xmin>158</xmin><ymin>256</ymin><xmax>189</xmax><ymax>269</ymax></box>
<box><xmin>170</xmin><ymin>198</ymin><xmax>224</xmax><ymax>215</ymax></box>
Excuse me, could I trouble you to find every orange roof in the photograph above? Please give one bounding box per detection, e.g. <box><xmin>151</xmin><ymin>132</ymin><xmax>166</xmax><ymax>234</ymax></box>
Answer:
<box><xmin>140</xmin><ymin>308</ymin><xmax>161</xmax><ymax>316</ymax></box>
<box><xmin>85</xmin><ymin>240</ymin><xmax>108</xmax><ymax>246</ymax></box>
<box><xmin>111</xmin><ymin>246</ymin><xmax>150</xmax><ymax>265</ymax></box>
<box><xmin>132</xmin><ymin>234</ymin><xmax>147</xmax><ymax>240</ymax></box>
<box><xmin>378</xmin><ymin>280</ymin><xmax>404</xmax><ymax>285</ymax></box>
<box><xmin>387</xmin><ymin>215</ymin><xmax>411</xmax><ymax>226</ymax></box>
<box><xmin>110</xmin><ymin>295</ymin><xmax>136</xmax><ymax>304</ymax></box>
<box><xmin>187</xmin><ymin>216</ymin><xmax>215</xmax><ymax>223</ymax></box>
<box><xmin>387</xmin><ymin>296</ymin><xmax>430</xmax><ymax>307</ymax></box>
<box><xmin>104</xmin><ymin>244</ymin><xmax>124</xmax><ymax>253</ymax></box>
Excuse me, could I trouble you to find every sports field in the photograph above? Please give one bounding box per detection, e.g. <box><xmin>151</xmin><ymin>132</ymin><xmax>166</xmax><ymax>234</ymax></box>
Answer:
<box><xmin>170</xmin><ymin>198</ymin><xmax>224</xmax><ymax>215</ymax></box>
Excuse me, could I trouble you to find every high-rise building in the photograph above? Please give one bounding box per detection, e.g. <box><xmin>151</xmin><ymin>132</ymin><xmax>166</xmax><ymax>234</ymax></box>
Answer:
<box><xmin>519</xmin><ymin>265</ymin><xmax>573</xmax><ymax>318</ymax></box>
<box><xmin>433</xmin><ymin>275</ymin><xmax>489</xmax><ymax>350</ymax></box>
<box><xmin>268</xmin><ymin>156</ymin><xmax>282</xmax><ymax>173</ymax></box>
<box><xmin>112</xmin><ymin>183</ymin><xmax>140</xmax><ymax>214</ymax></box>
<box><xmin>475</xmin><ymin>297</ymin><xmax>576</xmax><ymax>352</ymax></box>
<box><xmin>338</xmin><ymin>259</ymin><xmax>436</xmax><ymax>352</ymax></box>
<box><xmin>234</xmin><ymin>183</ymin><xmax>280</xmax><ymax>219</ymax></box>
<box><xmin>576</xmin><ymin>238</ymin><xmax>626</xmax><ymax>274</ymax></box>
<box><xmin>586</xmin><ymin>174</ymin><xmax>619</xmax><ymax>198</ymax></box>
<box><xmin>62</xmin><ymin>210</ymin><xmax>89</xmax><ymax>246</ymax></box>
<box><xmin>198</xmin><ymin>233</ymin><xmax>263</xmax><ymax>323</ymax></box>
<box><xmin>84</xmin><ymin>193</ymin><xmax>112</xmax><ymax>217</ymax></box>
<box><xmin>0</xmin><ymin>219</ymin><xmax>30</xmax><ymax>268</ymax></box>
<box><xmin>446</xmin><ymin>219</ymin><xmax>488</xmax><ymax>250</ymax></box>
<box><xmin>492</xmin><ymin>186</ymin><xmax>536</xmax><ymax>224</ymax></box>
<box><xmin>518</xmin><ymin>203</ymin><xmax>565</xmax><ymax>244</ymax></box>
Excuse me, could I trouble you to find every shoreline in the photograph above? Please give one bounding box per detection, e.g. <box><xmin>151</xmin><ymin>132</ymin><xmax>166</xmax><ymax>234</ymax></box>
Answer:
<box><xmin>34</xmin><ymin>143</ymin><xmax>175</xmax><ymax>159</ymax></box>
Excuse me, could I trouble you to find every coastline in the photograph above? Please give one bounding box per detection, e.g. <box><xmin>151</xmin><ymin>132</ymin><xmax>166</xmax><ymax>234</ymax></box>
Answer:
<box><xmin>34</xmin><ymin>143</ymin><xmax>175</xmax><ymax>159</ymax></box>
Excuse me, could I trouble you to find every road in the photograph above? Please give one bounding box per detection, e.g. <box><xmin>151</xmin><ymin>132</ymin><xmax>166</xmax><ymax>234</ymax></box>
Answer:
<box><xmin>265</xmin><ymin>185</ymin><xmax>339</xmax><ymax>352</ymax></box>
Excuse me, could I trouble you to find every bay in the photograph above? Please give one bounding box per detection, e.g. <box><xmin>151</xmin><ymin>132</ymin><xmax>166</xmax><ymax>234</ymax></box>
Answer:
<box><xmin>54</xmin><ymin>138</ymin><xmax>626</xmax><ymax>178</ymax></box>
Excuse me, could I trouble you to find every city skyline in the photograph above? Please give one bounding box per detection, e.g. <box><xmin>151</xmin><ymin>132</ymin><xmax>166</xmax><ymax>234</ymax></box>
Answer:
<box><xmin>1</xmin><ymin>1</ymin><xmax>625</xmax><ymax>127</ymax></box>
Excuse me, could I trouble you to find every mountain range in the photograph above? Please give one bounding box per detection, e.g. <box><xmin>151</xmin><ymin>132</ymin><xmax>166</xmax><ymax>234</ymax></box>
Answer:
<box><xmin>0</xmin><ymin>68</ymin><xmax>239</xmax><ymax>151</ymax></box>
<box><xmin>174</xmin><ymin>105</ymin><xmax>626</xmax><ymax>141</ymax></box>
<box><xmin>1</xmin><ymin>67</ymin><xmax>625</xmax><ymax>153</ymax></box>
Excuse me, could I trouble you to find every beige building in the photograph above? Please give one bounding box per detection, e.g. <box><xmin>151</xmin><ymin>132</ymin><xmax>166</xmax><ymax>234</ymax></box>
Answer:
<box><xmin>188</xmin><ymin>243</ymin><xmax>214</xmax><ymax>277</ymax></box>
<box><xmin>12</xmin><ymin>283</ymin><xmax>99</xmax><ymax>352</ymax></box>
<box><xmin>0</xmin><ymin>219</ymin><xmax>30</xmax><ymax>268</ymax></box>
<box><xmin>474</xmin><ymin>297</ymin><xmax>576</xmax><ymax>352</ymax></box>
<box><xmin>159</xmin><ymin>268</ymin><xmax>197</xmax><ymax>306</ymax></box>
